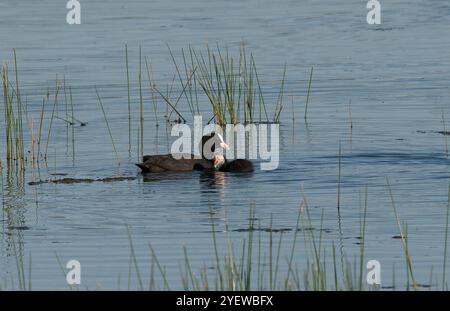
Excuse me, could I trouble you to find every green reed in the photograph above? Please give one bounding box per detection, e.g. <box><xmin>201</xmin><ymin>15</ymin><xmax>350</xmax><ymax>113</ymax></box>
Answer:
<box><xmin>44</xmin><ymin>77</ymin><xmax>60</xmax><ymax>160</ymax></box>
<box><xmin>304</xmin><ymin>66</ymin><xmax>314</xmax><ymax>119</ymax></box>
<box><xmin>144</xmin><ymin>200</ymin><xmax>374</xmax><ymax>290</ymax></box>
<box><xmin>95</xmin><ymin>87</ymin><xmax>120</xmax><ymax>165</ymax></box>
<box><xmin>63</xmin><ymin>77</ymin><xmax>69</xmax><ymax>155</ymax></box>
<box><xmin>69</xmin><ymin>87</ymin><xmax>75</xmax><ymax>162</ymax></box>
<box><xmin>442</xmin><ymin>111</ymin><xmax>448</xmax><ymax>157</ymax></box>
<box><xmin>273</xmin><ymin>64</ymin><xmax>286</xmax><ymax>123</ymax></box>
<box><xmin>127</xmin><ymin>226</ymin><xmax>144</xmax><ymax>290</ymax></box>
<box><xmin>349</xmin><ymin>98</ymin><xmax>353</xmax><ymax>130</ymax></box>
<box><xmin>443</xmin><ymin>180</ymin><xmax>450</xmax><ymax>290</ymax></box>
<box><xmin>253</xmin><ymin>56</ymin><xmax>269</xmax><ymax>123</ymax></box>
<box><xmin>387</xmin><ymin>178</ymin><xmax>417</xmax><ymax>290</ymax></box>
<box><xmin>125</xmin><ymin>176</ymin><xmax>448</xmax><ymax>291</ymax></box>
<box><xmin>4</xmin><ymin>185</ymin><xmax>450</xmax><ymax>291</ymax></box>
<box><xmin>2</xmin><ymin>60</ymin><xmax>26</xmax><ymax>168</ymax></box>
<box><xmin>2</xmin><ymin>64</ymin><xmax>13</xmax><ymax>162</ymax></box>
<box><xmin>358</xmin><ymin>186</ymin><xmax>368</xmax><ymax>290</ymax></box>
<box><xmin>37</xmin><ymin>94</ymin><xmax>46</xmax><ymax>162</ymax></box>
<box><xmin>23</xmin><ymin>98</ymin><xmax>35</xmax><ymax>165</ymax></box>
<box><xmin>126</xmin><ymin>44</ymin><xmax>131</xmax><ymax>153</ymax></box>
<box><xmin>153</xmin><ymin>72</ymin><xmax>191</xmax><ymax>123</ymax></box>
<box><xmin>13</xmin><ymin>50</ymin><xmax>25</xmax><ymax>166</ymax></box>
<box><xmin>139</xmin><ymin>46</ymin><xmax>144</xmax><ymax>160</ymax></box>
<box><xmin>167</xmin><ymin>45</ymin><xmax>197</xmax><ymax>118</ymax></box>
<box><xmin>144</xmin><ymin>57</ymin><xmax>159</xmax><ymax>127</ymax></box>
<box><xmin>163</xmin><ymin>44</ymin><xmax>283</xmax><ymax>126</ymax></box>
<box><xmin>55</xmin><ymin>252</ymin><xmax>77</xmax><ymax>290</ymax></box>
<box><xmin>10</xmin><ymin>236</ymin><xmax>32</xmax><ymax>291</ymax></box>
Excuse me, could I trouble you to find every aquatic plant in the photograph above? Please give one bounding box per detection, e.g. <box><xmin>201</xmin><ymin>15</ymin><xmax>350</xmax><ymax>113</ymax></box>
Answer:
<box><xmin>161</xmin><ymin>44</ymin><xmax>286</xmax><ymax>126</ymax></box>
<box><xmin>1</xmin><ymin>52</ymin><xmax>28</xmax><ymax>169</ymax></box>
<box><xmin>138</xmin><ymin>46</ymin><xmax>144</xmax><ymax>160</ymax></box>
<box><xmin>44</xmin><ymin>77</ymin><xmax>60</xmax><ymax>160</ymax></box>
<box><xmin>144</xmin><ymin>57</ymin><xmax>159</xmax><ymax>128</ymax></box>
<box><xmin>387</xmin><ymin>178</ymin><xmax>417</xmax><ymax>289</ymax></box>
<box><xmin>125</xmin><ymin>44</ymin><xmax>132</xmax><ymax>153</ymax></box>
<box><xmin>95</xmin><ymin>87</ymin><xmax>120</xmax><ymax>165</ymax></box>
<box><xmin>125</xmin><ymin>190</ymin><xmax>438</xmax><ymax>291</ymax></box>
<box><xmin>443</xmin><ymin>180</ymin><xmax>450</xmax><ymax>290</ymax></box>
<box><xmin>3</xmin><ymin>181</ymin><xmax>450</xmax><ymax>291</ymax></box>
<box><xmin>304</xmin><ymin>66</ymin><xmax>313</xmax><ymax>120</ymax></box>
<box><xmin>442</xmin><ymin>111</ymin><xmax>448</xmax><ymax>157</ymax></box>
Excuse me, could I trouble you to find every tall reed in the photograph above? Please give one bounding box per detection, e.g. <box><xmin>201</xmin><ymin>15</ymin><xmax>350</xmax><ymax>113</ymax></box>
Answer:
<box><xmin>2</xmin><ymin>59</ymin><xmax>26</xmax><ymax>168</ymax></box>
<box><xmin>44</xmin><ymin>77</ymin><xmax>60</xmax><ymax>159</ymax></box>
<box><xmin>442</xmin><ymin>111</ymin><xmax>448</xmax><ymax>157</ymax></box>
<box><xmin>144</xmin><ymin>57</ymin><xmax>159</xmax><ymax>127</ymax></box>
<box><xmin>126</xmin><ymin>44</ymin><xmax>131</xmax><ymax>153</ymax></box>
<box><xmin>387</xmin><ymin>178</ymin><xmax>417</xmax><ymax>290</ymax></box>
<box><xmin>165</xmin><ymin>44</ymin><xmax>282</xmax><ymax>126</ymax></box>
<box><xmin>95</xmin><ymin>87</ymin><xmax>120</xmax><ymax>165</ymax></box>
<box><xmin>69</xmin><ymin>87</ymin><xmax>75</xmax><ymax>162</ymax></box>
<box><xmin>304</xmin><ymin>66</ymin><xmax>314</xmax><ymax>119</ymax></box>
<box><xmin>273</xmin><ymin>64</ymin><xmax>286</xmax><ymax>123</ymax></box>
<box><xmin>139</xmin><ymin>46</ymin><xmax>144</xmax><ymax>159</ymax></box>
<box><xmin>443</xmin><ymin>180</ymin><xmax>450</xmax><ymax>290</ymax></box>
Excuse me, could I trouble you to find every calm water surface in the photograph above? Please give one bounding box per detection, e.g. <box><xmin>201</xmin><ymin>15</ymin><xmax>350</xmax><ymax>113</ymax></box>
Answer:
<box><xmin>1</xmin><ymin>0</ymin><xmax>450</xmax><ymax>289</ymax></box>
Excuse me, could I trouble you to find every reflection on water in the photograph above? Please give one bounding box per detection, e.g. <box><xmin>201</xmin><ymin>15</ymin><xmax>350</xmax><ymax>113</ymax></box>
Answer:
<box><xmin>199</xmin><ymin>171</ymin><xmax>228</xmax><ymax>189</ymax></box>
<box><xmin>1</xmin><ymin>169</ymin><xmax>27</xmax><ymax>289</ymax></box>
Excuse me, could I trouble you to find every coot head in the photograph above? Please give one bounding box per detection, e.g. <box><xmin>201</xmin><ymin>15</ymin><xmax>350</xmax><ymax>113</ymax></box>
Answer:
<box><xmin>200</xmin><ymin>132</ymin><xmax>229</xmax><ymax>169</ymax></box>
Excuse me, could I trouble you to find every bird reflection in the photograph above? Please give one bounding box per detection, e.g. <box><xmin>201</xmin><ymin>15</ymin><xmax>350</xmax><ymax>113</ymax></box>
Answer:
<box><xmin>199</xmin><ymin>170</ymin><xmax>227</xmax><ymax>187</ymax></box>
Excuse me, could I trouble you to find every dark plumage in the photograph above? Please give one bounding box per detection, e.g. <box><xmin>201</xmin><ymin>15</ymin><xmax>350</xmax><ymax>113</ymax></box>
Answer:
<box><xmin>194</xmin><ymin>158</ymin><xmax>254</xmax><ymax>173</ymax></box>
<box><xmin>136</xmin><ymin>154</ymin><xmax>214</xmax><ymax>173</ymax></box>
<box><xmin>219</xmin><ymin>158</ymin><xmax>254</xmax><ymax>172</ymax></box>
<box><xmin>136</xmin><ymin>132</ymin><xmax>254</xmax><ymax>173</ymax></box>
<box><xmin>136</xmin><ymin>133</ymin><xmax>218</xmax><ymax>173</ymax></box>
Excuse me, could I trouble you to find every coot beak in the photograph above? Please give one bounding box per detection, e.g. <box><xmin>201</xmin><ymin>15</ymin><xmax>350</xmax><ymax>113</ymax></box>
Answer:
<box><xmin>217</xmin><ymin>133</ymin><xmax>230</xmax><ymax>150</ymax></box>
<box><xmin>213</xmin><ymin>155</ymin><xmax>226</xmax><ymax>169</ymax></box>
<box><xmin>220</xmin><ymin>142</ymin><xmax>230</xmax><ymax>150</ymax></box>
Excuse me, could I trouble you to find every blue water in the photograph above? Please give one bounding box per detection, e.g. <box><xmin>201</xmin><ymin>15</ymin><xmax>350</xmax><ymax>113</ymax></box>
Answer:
<box><xmin>0</xmin><ymin>0</ymin><xmax>450</xmax><ymax>289</ymax></box>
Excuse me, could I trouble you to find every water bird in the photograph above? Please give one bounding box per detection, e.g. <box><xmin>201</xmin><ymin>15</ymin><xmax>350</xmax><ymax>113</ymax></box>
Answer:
<box><xmin>195</xmin><ymin>133</ymin><xmax>254</xmax><ymax>173</ymax></box>
<box><xmin>136</xmin><ymin>132</ymin><xmax>227</xmax><ymax>173</ymax></box>
<box><xmin>136</xmin><ymin>132</ymin><xmax>253</xmax><ymax>173</ymax></box>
